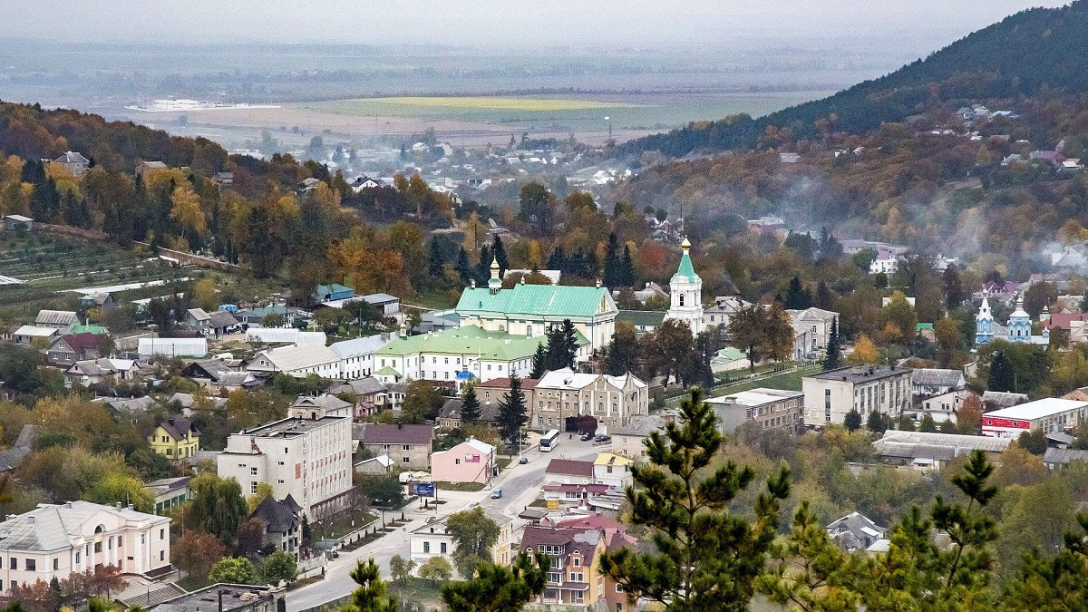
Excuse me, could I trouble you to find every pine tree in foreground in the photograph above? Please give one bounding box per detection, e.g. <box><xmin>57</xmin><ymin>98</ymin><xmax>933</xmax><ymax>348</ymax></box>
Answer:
<box><xmin>600</xmin><ymin>387</ymin><xmax>790</xmax><ymax>612</ymax></box>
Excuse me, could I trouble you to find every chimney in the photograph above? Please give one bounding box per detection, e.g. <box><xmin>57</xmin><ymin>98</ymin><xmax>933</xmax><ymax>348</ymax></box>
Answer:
<box><xmin>397</xmin><ymin>421</ymin><xmax>403</xmax><ymax>430</ymax></box>
<box><xmin>115</xmin><ymin>502</ymin><xmax>122</xmax><ymax>510</ymax></box>
<box><xmin>27</xmin><ymin>516</ymin><xmax>34</xmax><ymax>524</ymax></box>
<box><xmin>127</xmin><ymin>504</ymin><xmax>133</xmax><ymax>511</ymax></box>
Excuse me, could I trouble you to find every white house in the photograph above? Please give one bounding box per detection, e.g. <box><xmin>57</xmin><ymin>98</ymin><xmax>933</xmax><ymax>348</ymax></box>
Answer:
<box><xmin>247</xmin><ymin>344</ymin><xmax>341</xmax><ymax>379</ymax></box>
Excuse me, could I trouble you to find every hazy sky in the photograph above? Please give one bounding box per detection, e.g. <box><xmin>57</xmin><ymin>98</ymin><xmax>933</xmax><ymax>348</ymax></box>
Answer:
<box><xmin>5</xmin><ymin>1</ymin><xmax>1071</xmax><ymax>48</ymax></box>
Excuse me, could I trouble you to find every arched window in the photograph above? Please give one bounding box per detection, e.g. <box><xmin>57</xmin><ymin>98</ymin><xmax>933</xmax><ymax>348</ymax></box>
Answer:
<box><xmin>679</xmin><ymin>294</ymin><xmax>685</xmax><ymax>306</ymax></box>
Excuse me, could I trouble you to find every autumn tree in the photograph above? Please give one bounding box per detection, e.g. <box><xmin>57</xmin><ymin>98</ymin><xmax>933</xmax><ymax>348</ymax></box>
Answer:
<box><xmin>172</xmin><ymin>531</ymin><xmax>226</xmax><ymax>579</ymax></box>
<box><xmin>600</xmin><ymin>387</ymin><xmax>790</xmax><ymax>612</ymax></box>
<box><xmin>957</xmin><ymin>394</ymin><xmax>984</xmax><ymax>435</ymax></box>
<box><xmin>208</xmin><ymin>557</ymin><xmax>258</xmax><ymax>585</ymax></box>
<box><xmin>848</xmin><ymin>335</ymin><xmax>881</xmax><ymax>365</ymax></box>
<box><xmin>419</xmin><ymin>556</ymin><xmax>454</xmax><ymax>585</ymax></box>
<box><xmin>644</xmin><ymin>318</ymin><xmax>693</xmax><ymax>384</ymax></box>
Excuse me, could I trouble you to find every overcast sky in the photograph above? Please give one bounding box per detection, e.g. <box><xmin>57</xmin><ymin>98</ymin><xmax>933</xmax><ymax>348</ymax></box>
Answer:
<box><xmin>4</xmin><ymin>1</ymin><xmax>1071</xmax><ymax>48</ymax></box>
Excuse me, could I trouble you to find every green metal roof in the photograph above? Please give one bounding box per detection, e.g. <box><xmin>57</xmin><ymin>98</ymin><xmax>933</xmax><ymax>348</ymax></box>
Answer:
<box><xmin>916</xmin><ymin>323</ymin><xmax>934</xmax><ymax>330</ymax></box>
<box><xmin>617</xmin><ymin>310</ymin><xmax>666</xmax><ymax>328</ymax></box>
<box><xmin>455</xmin><ymin>284</ymin><xmax>615</xmax><ymax>319</ymax></box>
<box><xmin>316</xmin><ymin>283</ymin><xmax>354</xmax><ymax>296</ymax></box>
<box><xmin>376</xmin><ymin>325</ymin><xmax>587</xmax><ymax>361</ymax></box>
<box><xmin>671</xmin><ymin>250</ymin><xmax>699</xmax><ymax>284</ymax></box>
<box><xmin>376</xmin><ymin>366</ymin><xmax>401</xmax><ymax>378</ymax></box>
<box><xmin>712</xmin><ymin>347</ymin><xmax>748</xmax><ymax>363</ymax></box>
<box><xmin>69</xmin><ymin>324</ymin><xmax>108</xmax><ymax>335</ymax></box>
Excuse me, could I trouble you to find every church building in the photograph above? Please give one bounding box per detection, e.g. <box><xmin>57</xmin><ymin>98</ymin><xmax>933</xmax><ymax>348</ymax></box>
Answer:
<box><xmin>664</xmin><ymin>237</ymin><xmax>706</xmax><ymax>336</ymax></box>
<box><xmin>976</xmin><ymin>293</ymin><xmax>1049</xmax><ymax>346</ymax></box>
<box><xmin>455</xmin><ymin>259</ymin><xmax>618</xmax><ymax>350</ymax></box>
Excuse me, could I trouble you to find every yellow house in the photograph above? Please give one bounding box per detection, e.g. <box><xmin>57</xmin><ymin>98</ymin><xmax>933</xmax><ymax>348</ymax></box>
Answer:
<box><xmin>150</xmin><ymin>417</ymin><xmax>200</xmax><ymax>460</ymax></box>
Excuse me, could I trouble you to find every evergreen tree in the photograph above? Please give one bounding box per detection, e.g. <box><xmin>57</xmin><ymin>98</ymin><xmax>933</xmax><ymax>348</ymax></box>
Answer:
<box><xmin>475</xmin><ymin>244</ymin><xmax>493</xmax><ymax>284</ymax></box>
<box><xmin>441</xmin><ymin>553</ymin><xmax>548</xmax><ymax>612</ymax></box>
<box><xmin>456</xmin><ymin>247</ymin><xmax>473</xmax><ymax>285</ymax></box>
<box><xmin>530</xmin><ymin>344</ymin><xmax>547</xmax><ymax>379</ymax></box>
<box><xmin>603</xmin><ymin>322</ymin><xmax>639</xmax><ymax>376</ymax></box>
<box><xmin>568</xmin><ymin>248</ymin><xmax>587</xmax><ymax>278</ymax></box>
<box><xmin>428</xmin><ymin>240</ymin><xmax>447</xmax><ymax>278</ymax></box>
<box><xmin>546</xmin><ymin>246</ymin><xmax>566</xmax><ymax>272</ymax></box>
<box><xmin>600</xmin><ymin>387</ymin><xmax>790</xmax><ymax>612</ymax></box>
<box><xmin>783</xmin><ymin>276</ymin><xmax>812</xmax><ymax>310</ymax></box>
<box><xmin>460</xmin><ymin>385</ymin><xmax>481</xmax><ymax>425</ymax></box>
<box><xmin>497</xmin><ymin>374</ymin><xmax>527</xmax><ymax>453</ymax></box>
<box><xmin>814</xmin><ymin>281</ymin><xmax>834</xmax><ymax>310</ymax></box>
<box><xmin>943</xmin><ymin>264</ymin><xmax>966</xmax><ymax>309</ymax></box>
<box><xmin>620</xmin><ymin>244</ymin><xmax>636</xmax><ymax>287</ymax></box>
<box><xmin>919</xmin><ymin>413</ymin><xmax>938</xmax><ymax>432</ymax></box>
<box><xmin>866</xmin><ymin>410</ymin><xmax>888</xmax><ymax>434</ymax></box>
<box><xmin>822</xmin><ymin>318</ymin><xmax>841</xmax><ymax>371</ymax></box>
<box><xmin>603</xmin><ymin>232</ymin><xmax>621</xmax><ymax>289</ymax></box>
<box><xmin>843</xmin><ymin>410</ymin><xmax>862</xmax><ymax>432</ymax></box>
<box><xmin>491</xmin><ymin>234</ymin><xmax>509</xmax><ymax>278</ymax></box>
<box><xmin>344</xmin><ymin>559</ymin><xmax>399</xmax><ymax>612</ymax></box>
<box><xmin>559</xmin><ymin>319</ymin><xmax>579</xmax><ymax>370</ymax></box>
<box><xmin>988</xmin><ymin>350</ymin><xmax>1017</xmax><ymax>392</ymax></box>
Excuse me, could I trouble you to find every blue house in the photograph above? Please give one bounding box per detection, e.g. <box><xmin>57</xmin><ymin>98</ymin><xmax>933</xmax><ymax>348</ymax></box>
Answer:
<box><xmin>313</xmin><ymin>283</ymin><xmax>355</xmax><ymax>303</ymax></box>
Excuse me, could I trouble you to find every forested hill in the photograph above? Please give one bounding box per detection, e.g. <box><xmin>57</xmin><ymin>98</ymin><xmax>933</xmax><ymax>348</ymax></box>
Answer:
<box><xmin>618</xmin><ymin>1</ymin><xmax>1088</xmax><ymax>159</ymax></box>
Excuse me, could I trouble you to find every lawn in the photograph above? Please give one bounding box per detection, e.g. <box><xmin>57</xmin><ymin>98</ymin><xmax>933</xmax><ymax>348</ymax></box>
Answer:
<box><xmin>434</xmin><ymin>481</ymin><xmax>486</xmax><ymax>492</ymax></box>
<box><xmin>310</xmin><ymin>509</ymin><xmax>376</xmax><ymax>542</ymax></box>
<box><xmin>706</xmin><ymin>365</ymin><xmax>822</xmax><ymax>398</ymax></box>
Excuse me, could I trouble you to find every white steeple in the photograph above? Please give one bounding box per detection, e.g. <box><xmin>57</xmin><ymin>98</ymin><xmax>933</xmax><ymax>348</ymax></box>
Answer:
<box><xmin>664</xmin><ymin>237</ymin><xmax>705</xmax><ymax>336</ymax></box>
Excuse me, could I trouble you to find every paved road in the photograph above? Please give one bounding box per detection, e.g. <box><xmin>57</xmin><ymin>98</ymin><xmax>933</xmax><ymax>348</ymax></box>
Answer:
<box><xmin>286</xmin><ymin>438</ymin><xmax>602</xmax><ymax>611</ymax></box>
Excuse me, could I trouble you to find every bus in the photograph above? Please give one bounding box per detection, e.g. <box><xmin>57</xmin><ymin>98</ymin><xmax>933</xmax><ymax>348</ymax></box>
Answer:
<box><xmin>540</xmin><ymin>429</ymin><xmax>560</xmax><ymax>452</ymax></box>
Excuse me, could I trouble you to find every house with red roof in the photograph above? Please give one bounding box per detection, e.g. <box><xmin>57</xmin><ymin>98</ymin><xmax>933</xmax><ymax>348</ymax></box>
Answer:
<box><xmin>45</xmin><ymin>332</ymin><xmax>101</xmax><ymax>366</ymax></box>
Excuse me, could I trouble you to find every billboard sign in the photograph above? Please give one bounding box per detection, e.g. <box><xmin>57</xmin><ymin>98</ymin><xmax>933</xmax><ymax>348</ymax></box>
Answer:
<box><xmin>413</xmin><ymin>482</ymin><xmax>436</xmax><ymax>498</ymax></box>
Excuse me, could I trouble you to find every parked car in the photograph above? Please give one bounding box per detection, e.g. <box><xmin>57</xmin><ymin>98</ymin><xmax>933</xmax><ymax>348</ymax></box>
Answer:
<box><xmin>518</xmin><ymin>457</ymin><xmax>529</xmax><ymax>465</ymax></box>
<box><xmin>595</xmin><ymin>435</ymin><xmax>611</xmax><ymax>443</ymax></box>
<box><xmin>490</xmin><ymin>488</ymin><xmax>503</xmax><ymax>499</ymax></box>
<box><xmin>580</xmin><ymin>433</ymin><xmax>593</xmax><ymax>441</ymax></box>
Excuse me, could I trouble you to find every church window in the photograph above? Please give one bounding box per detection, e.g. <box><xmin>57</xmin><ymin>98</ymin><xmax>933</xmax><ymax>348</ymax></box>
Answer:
<box><xmin>679</xmin><ymin>295</ymin><xmax>685</xmax><ymax>306</ymax></box>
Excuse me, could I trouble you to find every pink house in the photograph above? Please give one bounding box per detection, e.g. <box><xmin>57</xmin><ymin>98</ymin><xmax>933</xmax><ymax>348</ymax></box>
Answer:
<box><xmin>431</xmin><ymin>438</ymin><xmax>496</xmax><ymax>483</ymax></box>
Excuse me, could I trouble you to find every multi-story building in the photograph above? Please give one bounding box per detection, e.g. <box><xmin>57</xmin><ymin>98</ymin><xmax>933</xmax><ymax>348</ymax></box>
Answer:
<box><xmin>610</xmin><ymin>415</ymin><xmax>667</xmax><ymax>460</ymax></box>
<box><xmin>521</xmin><ymin>526</ymin><xmax>609</xmax><ymax>608</ymax></box>
<box><xmin>329</xmin><ymin>334</ymin><xmax>396</xmax><ymax>379</ymax></box>
<box><xmin>356</xmin><ymin>423</ymin><xmax>435</xmax><ymax>470</ymax></box>
<box><xmin>373</xmin><ymin>325</ymin><xmax>579</xmax><ymax>389</ymax></box>
<box><xmin>802</xmin><ymin>365</ymin><xmax>912</xmax><ymax>426</ymax></box>
<box><xmin>981</xmin><ymin>398</ymin><xmax>1088</xmax><ymax>438</ymax></box>
<box><xmin>409</xmin><ymin>508</ymin><xmax>515</xmax><ymax>573</ymax></box>
<box><xmin>706</xmin><ymin>388</ymin><xmax>805</xmax><ymax>434</ymax></box>
<box><xmin>530</xmin><ymin>368</ymin><xmax>648</xmax><ymax>433</ymax></box>
<box><xmin>786</xmin><ymin>307</ymin><xmax>839</xmax><ymax>360</ymax></box>
<box><xmin>431</xmin><ymin>438</ymin><xmax>497</xmax><ymax>484</ymax></box>
<box><xmin>0</xmin><ymin>501</ymin><xmax>172</xmax><ymax>593</ymax></box>
<box><xmin>143</xmin><ymin>477</ymin><xmax>191</xmax><ymax>516</ymax></box>
<box><xmin>455</xmin><ymin>259</ymin><xmax>618</xmax><ymax>351</ymax></box>
<box><xmin>149</xmin><ymin>418</ymin><xmax>200</xmax><ymax>461</ymax></box>
<box><xmin>218</xmin><ymin>414</ymin><xmax>353</xmax><ymax>520</ymax></box>
<box><xmin>247</xmin><ymin>344</ymin><xmax>341</xmax><ymax>379</ymax></box>
<box><xmin>249</xmin><ymin>496</ymin><xmax>303</xmax><ymax>560</ymax></box>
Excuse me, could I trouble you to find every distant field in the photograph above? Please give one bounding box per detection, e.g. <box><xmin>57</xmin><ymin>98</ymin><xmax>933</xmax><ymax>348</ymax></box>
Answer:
<box><xmin>335</xmin><ymin>96</ymin><xmax>640</xmax><ymax>112</ymax></box>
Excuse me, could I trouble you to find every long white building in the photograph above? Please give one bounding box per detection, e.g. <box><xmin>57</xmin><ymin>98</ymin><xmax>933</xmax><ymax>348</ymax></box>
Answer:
<box><xmin>218</xmin><ymin>414</ymin><xmax>353</xmax><ymax>520</ymax></box>
<box><xmin>0</xmin><ymin>501</ymin><xmax>172</xmax><ymax>593</ymax></box>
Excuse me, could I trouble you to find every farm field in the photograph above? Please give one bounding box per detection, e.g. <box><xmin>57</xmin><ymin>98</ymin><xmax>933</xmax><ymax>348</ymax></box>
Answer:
<box><xmin>0</xmin><ymin>232</ymin><xmax>190</xmax><ymax>324</ymax></box>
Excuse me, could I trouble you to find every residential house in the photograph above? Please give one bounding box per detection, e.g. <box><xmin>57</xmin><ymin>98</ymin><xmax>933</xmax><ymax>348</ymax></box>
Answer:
<box><xmin>710</xmin><ymin>346</ymin><xmax>751</xmax><ymax>373</ymax></box>
<box><xmin>12</xmin><ymin>325</ymin><xmax>59</xmax><ymax>345</ymax></box>
<box><xmin>289</xmin><ymin>394</ymin><xmax>353</xmax><ymax>419</ymax></box>
<box><xmin>706</xmin><ymin>388</ymin><xmax>805</xmax><ymax>434</ymax></box>
<box><xmin>542</xmin><ymin>483</ymin><xmax>613</xmax><ymax>511</ymax></box>
<box><xmin>218</xmin><ymin>414</ymin><xmax>354</xmax><ymax>520</ymax></box>
<box><xmin>911</xmin><ymin>368</ymin><xmax>966</xmax><ymax>397</ymax></box>
<box><xmin>869</xmin><ymin>248</ymin><xmax>899</xmax><ymax>275</ymax></box>
<box><xmin>181</xmin><ymin>359</ymin><xmax>258</xmax><ymax>391</ymax></box>
<box><xmin>437</xmin><ymin>397</ymin><xmax>502</xmax><ymax>431</ymax></box>
<box><xmin>612</xmin><ymin>282</ymin><xmax>667</xmax><ymax>306</ymax></box>
<box><xmin>610</xmin><ymin>415</ymin><xmax>666</xmax><ymax>460</ymax></box>
<box><xmin>1043</xmin><ymin>447</ymin><xmax>1088</xmax><ymax>468</ymax></box>
<box><xmin>136</xmin><ymin>160</ymin><xmax>167</xmax><ymax>178</ymax></box>
<box><xmin>410</xmin><ymin>509</ymin><xmax>515</xmax><ymax>572</ymax></box>
<box><xmin>703</xmin><ymin>295</ymin><xmax>752</xmax><ymax>331</ymax></box>
<box><xmin>249</xmin><ymin>495</ymin><xmax>303</xmax><ymax>560</ymax></box>
<box><xmin>328</xmin><ymin>377</ymin><xmax>387</xmax><ymax>417</ymax></box>
<box><xmin>521</xmin><ymin>526</ymin><xmax>609</xmax><ymax>608</ymax></box>
<box><xmin>431</xmin><ymin>438</ymin><xmax>496</xmax><ymax>484</ymax></box>
<box><xmin>138</xmin><ymin>337</ymin><xmax>208</xmax><ymax>359</ymax></box>
<box><xmin>248</xmin><ymin>344</ymin><xmax>340</xmax><ymax>379</ymax></box>
<box><xmin>143</xmin><ymin>476</ymin><xmax>192</xmax><ymax>515</ymax></box>
<box><xmin>185</xmin><ymin>308</ymin><xmax>212</xmax><ymax>332</ymax></box>
<box><xmin>981</xmin><ymin>390</ymin><xmax>1029</xmax><ymax>410</ymax></box>
<box><xmin>46</xmin><ymin>333</ymin><xmax>100</xmax><ymax>366</ymax></box>
<box><xmin>48</xmin><ymin>151</ymin><xmax>90</xmax><ymax>176</ymax></box>
<box><xmin>64</xmin><ymin>358</ymin><xmax>140</xmax><ymax>388</ymax></box>
<box><xmin>34</xmin><ymin>310</ymin><xmax>79</xmax><ymax>330</ymax></box>
<box><xmin>786</xmin><ymin>307</ymin><xmax>838</xmax><ymax>359</ymax></box>
<box><xmin>827</xmin><ymin>512</ymin><xmax>887</xmax><ymax>553</ymax></box>
<box><xmin>150</xmin><ymin>417</ymin><xmax>200</xmax><ymax>461</ymax></box>
<box><xmin>354</xmin><ymin>455</ymin><xmax>393</xmax><ymax>476</ymax></box>
<box><xmin>349</xmin><ymin>176</ymin><xmax>381</xmax><ymax>192</ymax></box>
<box><xmin>206</xmin><ymin>310</ymin><xmax>240</xmax><ymax>337</ymax></box>
<box><xmin>79</xmin><ymin>292</ymin><xmax>117</xmax><ymax>312</ymax></box>
<box><xmin>615</xmin><ymin>310</ymin><xmax>666</xmax><ymax>335</ymax></box>
<box><xmin>530</xmin><ymin>368</ymin><xmax>648</xmax><ymax>433</ymax></box>
<box><xmin>0</xmin><ymin>501</ymin><xmax>172</xmax><ymax>591</ymax></box>
<box><xmin>545</xmin><ymin>459</ymin><xmax>595</xmax><ymax>485</ymax></box>
<box><xmin>592</xmin><ymin>453</ymin><xmax>632</xmax><ymax>489</ymax></box>
<box><xmin>167</xmin><ymin>392</ymin><xmax>227</xmax><ymax>414</ymax></box>
<box><xmin>362</xmin><ymin>293</ymin><xmax>401</xmax><ymax>317</ymax></box>
<box><xmin>356</xmin><ymin>423</ymin><xmax>434</xmax><ymax>470</ymax></box>
<box><xmin>238</xmin><ymin>304</ymin><xmax>305</xmax><ymax>328</ymax></box>
<box><xmin>802</xmin><ymin>365</ymin><xmax>912</xmax><ymax>426</ymax></box>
